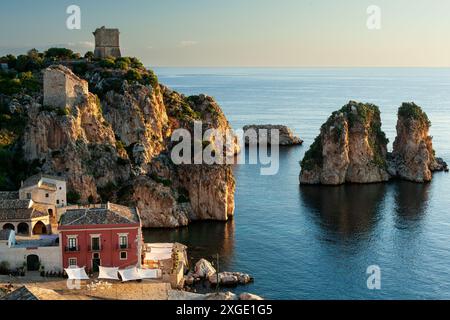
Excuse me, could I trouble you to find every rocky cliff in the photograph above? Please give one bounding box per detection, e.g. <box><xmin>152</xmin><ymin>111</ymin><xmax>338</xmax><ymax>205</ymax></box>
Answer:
<box><xmin>388</xmin><ymin>103</ymin><xmax>448</xmax><ymax>182</ymax></box>
<box><xmin>1</xmin><ymin>58</ymin><xmax>238</xmax><ymax>228</ymax></box>
<box><xmin>300</xmin><ymin>101</ymin><xmax>390</xmax><ymax>185</ymax></box>
<box><xmin>300</xmin><ymin>101</ymin><xmax>447</xmax><ymax>185</ymax></box>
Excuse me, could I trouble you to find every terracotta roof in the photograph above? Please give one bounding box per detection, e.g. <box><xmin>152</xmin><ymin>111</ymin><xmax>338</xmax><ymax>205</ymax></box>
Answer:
<box><xmin>60</xmin><ymin>203</ymin><xmax>139</xmax><ymax>226</ymax></box>
<box><xmin>0</xmin><ymin>199</ymin><xmax>31</xmax><ymax>210</ymax></box>
<box><xmin>0</xmin><ymin>192</ymin><xmax>19</xmax><ymax>200</ymax></box>
<box><xmin>0</xmin><ymin>201</ymin><xmax>47</xmax><ymax>221</ymax></box>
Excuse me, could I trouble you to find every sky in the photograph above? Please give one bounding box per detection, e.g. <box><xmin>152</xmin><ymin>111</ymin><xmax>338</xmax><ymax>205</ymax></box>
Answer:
<box><xmin>1</xmin><ymin>0</ymin><xmax>450</xmax><ymax>67</ymax></box>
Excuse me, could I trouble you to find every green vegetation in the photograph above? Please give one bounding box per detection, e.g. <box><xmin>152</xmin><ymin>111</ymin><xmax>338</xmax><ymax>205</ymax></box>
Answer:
<box><xmin>166</xmin><ymin>94</ymin><xmax>202</xmax><ymax>122</ymax></box>
<box><xmin>44</xmin><ymin>48</ymin><xmax>78</xmax><ymax>60</ymax></box>
<box><xmin>0</xmin><ymin>70</ymin><xmax>40</xmax><ymax>95</ymax></box>
<box><xmin>301</xmin><ymin>136</ymin><xmax>323</xmax><ymax>171</ymax></box>
<box><xmin>398</xmin><ymin>102</ymin><xmax>431</xmax><ymax>127</ymax></box>
<box><xmin>149</xmin><ymin>172</ymin><xmax>172</xmax><ymax>187</ymax></box>
<box><xmin>67</xmin><ymin>191</ymin><xmax>81</xmax><ymax>204</ymax></box>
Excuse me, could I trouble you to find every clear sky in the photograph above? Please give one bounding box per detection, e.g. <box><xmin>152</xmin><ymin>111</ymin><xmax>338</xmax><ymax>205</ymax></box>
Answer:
<box><xmin>1</xmin><ymin>0</ymin><xmax>450</xmax><ymax>67</ymax></box>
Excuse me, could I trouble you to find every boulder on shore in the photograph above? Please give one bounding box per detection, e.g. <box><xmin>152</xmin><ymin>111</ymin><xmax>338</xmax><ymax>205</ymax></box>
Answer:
<box><xmin>239</xmin><ymin>293</ymin><xmax>264</xmax><ymax>300</ymax></box>
<box><xmin>208</xmin><ymin>272</ymin><xmax>253</xmax><ymax>286</ymax></box>
<box><xmin>243</xmin><ymin>125</ymin><xmax>303</xmax><ymax>146</ymax></box>
<box><xmin>194</xmin><ymin>259</ymin><xmax>216</xmax><ymax>278</ymax></box>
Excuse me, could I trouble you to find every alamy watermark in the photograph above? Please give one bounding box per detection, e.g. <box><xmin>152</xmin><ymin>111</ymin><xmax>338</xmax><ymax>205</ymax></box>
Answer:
<box><xmin>366</xmin><ymin>265</ymin><xmax>381</xmax><ymax>290</ymax></box>
<box><xmin>170</xmin><ymin>121</ymin><xmax>280</xmax><ymax>176</ymax></box>
<box><xmin>367</xmin><ymin>5</ymin><xmax>381</xmax><ymax>30</ymax></box>
<box><xmin>66</xmin><ymin>5</ymin><xmax>81</xmax><ymax>30</ymax></box>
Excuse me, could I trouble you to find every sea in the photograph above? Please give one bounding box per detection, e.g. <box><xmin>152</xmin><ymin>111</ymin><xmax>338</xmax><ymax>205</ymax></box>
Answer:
<box><xmin>143</xmin><ymin>68</ymin><xmax>450</xmax><ymax>299</ymax></box>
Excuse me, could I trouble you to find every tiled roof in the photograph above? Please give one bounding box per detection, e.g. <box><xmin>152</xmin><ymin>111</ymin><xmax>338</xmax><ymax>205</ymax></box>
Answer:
<box><xmin>0</xmin><ymin>199</ymin><xmax>31</xmax><ymax>210</ymax></box>
<box><xmin>0</xmin><ymin>192</ymin><xmax>19</xmax><ymax>200</ymax></box>
<box><xmin>0</xmin><ymin>201</ymin><xmax>47</xmax><ymax>221</ymax></box>
<box><xmin>21</xmin><ymin>173</ymin><xmax>65</xmax><ymax>189</ymax></box>
<box><xmin>0</xmin><ymin>229</ymin><xmax>12</xmax><ymax>240</ymax></box>
<box><xmin>60</xmin><ymin>203</ymin><xmax>139</xmax><ymax>226</ymax></box>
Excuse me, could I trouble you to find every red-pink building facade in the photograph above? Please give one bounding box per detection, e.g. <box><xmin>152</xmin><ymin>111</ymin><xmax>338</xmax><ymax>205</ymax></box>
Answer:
<box><xmin>58</xmin><ymin>203</ymin><xmax>142</xmax><ymax>271</ymax></box>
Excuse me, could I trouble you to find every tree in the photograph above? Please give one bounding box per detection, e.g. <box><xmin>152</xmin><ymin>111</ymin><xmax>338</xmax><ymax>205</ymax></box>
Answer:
<box><xmin>84</xmin><ymin>51</ymin><xmax>95</xmax><ymax>60</ymax></box>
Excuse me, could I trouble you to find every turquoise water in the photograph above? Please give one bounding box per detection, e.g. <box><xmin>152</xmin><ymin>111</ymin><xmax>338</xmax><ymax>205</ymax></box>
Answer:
<box><xmin>144</xmin><ymin>68</ymin><xmax>450</xmax><ymax>299</ymax></box>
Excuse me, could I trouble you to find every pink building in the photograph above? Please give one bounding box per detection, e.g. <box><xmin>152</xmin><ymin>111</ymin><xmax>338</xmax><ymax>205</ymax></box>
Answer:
<box><xmin>58</xmin><ymin>203</ymin><xmax>142</xmax><ymax>272</ymax></box>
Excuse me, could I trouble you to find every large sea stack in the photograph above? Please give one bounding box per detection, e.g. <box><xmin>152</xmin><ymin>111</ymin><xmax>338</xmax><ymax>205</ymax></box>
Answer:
<box><xmin>300</xmin><ymin>101</ymin><xmax>390</xmax><ymax>185</ymax></box>
<box><xmin>388</xmin><ymin>102</ymin><xmax>447</xmax><ymax>182</ymax></box>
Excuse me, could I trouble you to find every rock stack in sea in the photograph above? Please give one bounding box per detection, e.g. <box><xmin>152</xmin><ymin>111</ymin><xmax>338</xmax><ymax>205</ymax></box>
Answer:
<box><xmin>300</xmin><ymin>101</ymin><xmax>390</xmax><ymax>185</ymax></box>
<box><xmin>388</xmin><ymin>102</ymin><xmax>448</xmax><ymax>182</ymax></box>
<box><xmin>300</xmin><ymin>101</ymin><xmax>448</xmax><ymax>185</ymax></box>
<box><xmin>243</xmin><ymin>124</ymin><xmax>303</xmax><ymax>146</ymax></box>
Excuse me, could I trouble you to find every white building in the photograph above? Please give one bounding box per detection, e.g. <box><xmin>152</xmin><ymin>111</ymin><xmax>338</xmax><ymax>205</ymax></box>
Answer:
<box><xmin>20</xmin><ymin>174</ymin><xmax>67</xmax><ymax>208</ymax></box>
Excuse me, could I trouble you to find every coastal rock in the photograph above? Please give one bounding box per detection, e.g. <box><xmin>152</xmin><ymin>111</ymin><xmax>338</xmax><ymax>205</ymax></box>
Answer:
<box><xmin>208</xmin><ymin>272</ymin><xmax>253</xmax><ymax>286</ymax></box>
<box><xmin>194</xmin><ymin>259</ymin><xmax>216</xmax><ymax>278</ymax></box>
<box><xmin>300</xmin><ymin>101</ymin><xmax>390</xmax><ymax>185</ymax></box>
<box><xmin>239</xmin><ymin>293</ymin><xmax>264</xmax><ymax>300</ymax></box>
<box><xmin>243</xmin><ymin>124</ymin><xmax>303</xmax><ymax>146</ymax></box>
<box><xmin>12</xmin><ymin>62</ymin><xmax>238</xmax><ymax>227</ymax></box>
<box><xmin>205</xmin><ymin>291</ymin><xmax>237</xmax><ymax>300</ymax></box>
<box><xmin>389</xmin><ymin>103</ymin><xmax>448</xmax><ymax>182</ymax></box>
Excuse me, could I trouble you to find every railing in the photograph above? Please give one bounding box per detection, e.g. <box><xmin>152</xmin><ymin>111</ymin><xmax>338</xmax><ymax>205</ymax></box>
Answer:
<box><xmin>65</xmin><ymin>246</ymin><xmax>80</xmax><ymax>252</ymax></box>
<box><xmin>88</xmin><ymin>245</ymin><xmax>102</xmax><ymax>252</ymax></box>
<box><xmin>117</xmin><ymin>243</ymin><xmax>130</xmax><ymax>250</ymax></box>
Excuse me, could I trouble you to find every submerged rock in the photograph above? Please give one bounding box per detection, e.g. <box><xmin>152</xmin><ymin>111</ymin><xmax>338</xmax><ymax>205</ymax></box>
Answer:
<box><xmin>243</xmin><ymin>125</ymin><xmax>303</xmax><ymax>146</ymax></box>
<box><xmin>389</xmin><ymin>103</ymin><xmax>448</xmax><ymax>182</ymax></box>
<box><xmin>300</xmin><ymin>101</ymin><xmax>390</xmax><ymax>185</ymax></box>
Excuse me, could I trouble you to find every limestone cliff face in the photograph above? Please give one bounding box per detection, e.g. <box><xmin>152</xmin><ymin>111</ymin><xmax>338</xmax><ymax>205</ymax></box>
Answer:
<box><xmin>389</xmin><ymin>103</ymin><xmax>447</xmax><ymax>182</ymax></box>
<box><xmin>20</xmin><ymin>64</ymin><xmax>237</xmax><ymax>227</ymax></box>
<box><xmin>300</xmin><ymin>101</ymin><xmax>390</xmax><ymax>185</ymax></box>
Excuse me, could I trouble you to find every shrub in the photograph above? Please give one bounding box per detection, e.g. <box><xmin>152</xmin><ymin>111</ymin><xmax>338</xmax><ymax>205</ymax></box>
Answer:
<box><xmin>45</xmin><ymin>48</ymin><xmax>76</xmax><ymax>60</ymax></box>
<box><xmin>115</xmin><ymin>60</ymin><xmax>129</xmax><ymax>70</ymax></box>
<box><xmin>125</xmin><ymin>69</ymin><xmax>142</xmax><ymax>82</ymax></box>
<box><xmin>99</xmin><ymin>58</ymin><xmax>116</xmax><ymax>68</ymax></box>
<box><xmin>84</xmin><ymin>51</ymin><xmax>95</xmax><ymax>60</ymax></box>
<box><xmin>72</xmin><ymin>62</ymin><xmax>88</xmax><ymax>77</ymax></box>
<box><xmin>142</xmin><ymin>70</ymin><xmax>158</xmax><ymax>89</ymax></box>
<box><xmin>67</xmin><ymin>191</ymin><xmax>81</xmax><ymax>204</ymax></box>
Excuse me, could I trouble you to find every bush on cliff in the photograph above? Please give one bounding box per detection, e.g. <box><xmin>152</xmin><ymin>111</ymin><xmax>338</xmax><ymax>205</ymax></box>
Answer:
<box><xmin>398</xmin><ymin>102</ymin><xmax>431</xmax><ymax>127</ymax></box>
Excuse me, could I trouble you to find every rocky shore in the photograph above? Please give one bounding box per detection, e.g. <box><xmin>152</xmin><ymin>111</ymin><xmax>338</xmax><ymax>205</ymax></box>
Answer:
<box><xmin>300</xmin><ymin>101</ymin><xmax>448</xmax><ymax>185</ymax></box>
<box><xmin>243</xmin><ymin>124</ymin><xmax>303</xmax><ymax>146</ymax></box>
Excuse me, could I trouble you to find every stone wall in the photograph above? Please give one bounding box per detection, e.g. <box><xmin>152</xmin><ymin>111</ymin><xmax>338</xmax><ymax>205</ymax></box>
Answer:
<box><xmin>43</xmin><ymin>65</ymin><xmax>89</xmax><ymax>110</ymax></box>
<box><xmin>0</xmin><ymin>245</ymin><xmax>62</xmax><ymax>271</ymax></box>
<box><xmin>93</xmin><ymin>27</ymin><xmax>121</xmax><ymax>58</ymax></box>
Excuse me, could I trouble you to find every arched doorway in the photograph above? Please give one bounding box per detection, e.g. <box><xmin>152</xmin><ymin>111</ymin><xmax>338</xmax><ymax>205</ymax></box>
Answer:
<box><xmin>27</xmin><ymin>255</ymin><xmax>40</xmax><ymax>271</ymax></box>
<box><xmin>17</xmin><ymin>223</ymin><xmax>29</xmax><ymax>235</ymax></box>
<box><xmin>32</xmin><ymin>221</ymin><xmax>47</xmax><ymax>235</ymax></box>
<box><xmin>2</xmin><ymin>223</ymin><xmax>15</xmax><ymax>231</ymax></box>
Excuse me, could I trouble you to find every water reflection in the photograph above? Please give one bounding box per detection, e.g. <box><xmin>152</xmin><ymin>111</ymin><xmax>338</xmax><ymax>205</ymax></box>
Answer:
<box><xmin>143</xmin><ymin>220</ymin><xmax>235</xmax><ymax>269</ymax></box>
<box><xmin>393</xmin><ymin>181</ymin><xmax>430</xmax><ymax>230</ymax></box>
<box><xmin>299</xmin><ymin>183</ymin><xmax>388</xmax><ymax>239</ymax></box>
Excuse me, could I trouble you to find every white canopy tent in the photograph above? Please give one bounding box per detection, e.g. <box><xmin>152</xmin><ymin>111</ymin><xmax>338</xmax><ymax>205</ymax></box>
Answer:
<box><xmin>98</xmin><ymin>266</ymin><xmax>120</xmax><ymax>280</ymax></box>
<box><xmin>138</xmin><ymin>268</ymin><xmax>162</xmax><ymax>279</ymax></box>
<box><xmin>118</xmin><ymin>267</ymin><xmax>142</xmax><ymax>282</ymax></box>
<box><xmin>64</xmin><ymin>267</ymin><xmax>90</xmax><ymax>280</ymax></box>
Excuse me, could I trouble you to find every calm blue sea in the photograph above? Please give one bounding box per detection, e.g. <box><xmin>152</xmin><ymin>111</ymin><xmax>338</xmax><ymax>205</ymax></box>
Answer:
<box><xmin>144</xmin><ymin>68</ymin><xmax>450</xmax><ymax>299</ymax></box>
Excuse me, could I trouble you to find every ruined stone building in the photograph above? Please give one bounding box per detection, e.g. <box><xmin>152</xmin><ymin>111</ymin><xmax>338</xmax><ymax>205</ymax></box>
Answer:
<box><xmin>43</xmin><ymin>65</ymin><xmax>89</xmax><ymax>110</ymax></box>
<box><xmin>93</xmin><ymin>26</ymin><xmax>121</xmax><ymax>59</ymax></box>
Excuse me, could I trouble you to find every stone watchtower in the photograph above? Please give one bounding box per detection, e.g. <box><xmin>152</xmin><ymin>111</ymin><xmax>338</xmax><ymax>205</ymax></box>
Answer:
<box><xmin>93</xmin><ymin>26</ymin><xmax>121</xmax><ymax>59</ymax></box>
<box><xmin>43</xmin><ymin>65</ymin><xmax>89</xmax><ymax>110</ymax></box>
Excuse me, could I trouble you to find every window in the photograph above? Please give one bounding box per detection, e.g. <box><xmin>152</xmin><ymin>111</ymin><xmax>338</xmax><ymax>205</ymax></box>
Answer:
<box><xmin>119</xmin><ymin>235</ymin><xmax>128</xmax><ymax>249</ymax></box>
<box><xmin>91</xmin><ymin>236</ymin><xmax>100</xmax><ymax>251</ymax></box>
<box><xmin>120</xmin><ymin>251</ymin><xmax>127</xmax><ymax>260</ymax></box>
<box><xmin>45</xmin><ymin>193</ymin><xmax>49</xmax><ymax>198</ymax></box>
<box><xmin>68</xmin><ymin>258</ymin><xmax>77</xmax><ymax>267</ymax></box>
<box><xmin>68</xmin><ymin>237</ymin><xmax>77</xmax><ymax>251</ymax></box>
<box><xmin>26</xmin><ymin>193</ymin><xmax>31</xmax><ymax>199</ymax></box>
<box><xmin>56</xmin><ymin>200</ymin><xmax>60</xmax><ymax>205</ymax></box>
